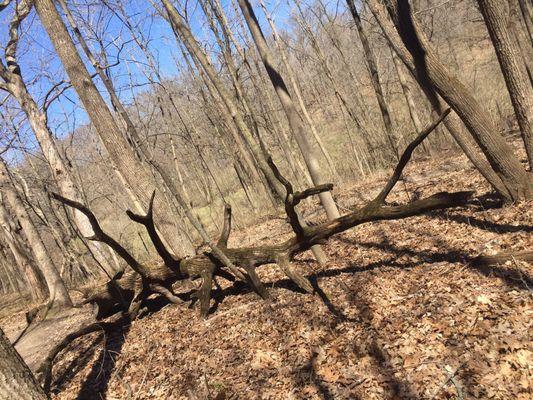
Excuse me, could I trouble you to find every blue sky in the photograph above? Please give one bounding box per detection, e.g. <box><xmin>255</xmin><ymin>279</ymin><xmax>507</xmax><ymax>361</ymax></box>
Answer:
<box><xmin>0</xmin><ymin>0</ymin><xmax>346</xmax><ymax>160</ymax></box>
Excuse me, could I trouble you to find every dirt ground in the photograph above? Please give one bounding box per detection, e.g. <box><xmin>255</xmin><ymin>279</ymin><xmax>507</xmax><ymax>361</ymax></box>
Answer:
<box><xmin>1</xmin><ymin>147</ymin><xmax>531</xmax><ymax>399</ymax></box>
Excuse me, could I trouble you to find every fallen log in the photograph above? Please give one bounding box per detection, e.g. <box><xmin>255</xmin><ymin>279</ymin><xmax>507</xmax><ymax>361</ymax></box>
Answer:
<box><xmin>51</xmin><ymin>109</ymin><xmax>468</xmax><ymax>319</ymax></box>
<box><xmin>40</xmin><ymin>109</ymin><xmax>475</xmax><ymax>390</ymax></box>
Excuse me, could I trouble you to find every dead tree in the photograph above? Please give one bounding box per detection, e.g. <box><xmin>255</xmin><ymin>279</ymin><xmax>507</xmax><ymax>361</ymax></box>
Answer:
<box><xmin>37</xmin><ymin>109</ymin><xmax>474</xmax><ymax>388</ymax></box>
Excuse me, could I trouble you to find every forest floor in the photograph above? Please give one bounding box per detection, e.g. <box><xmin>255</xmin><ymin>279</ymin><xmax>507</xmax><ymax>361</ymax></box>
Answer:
<box><xmin>1</xmin><ymin>145</ymin><xmax>532</xmax><ymax>400</ymax></box>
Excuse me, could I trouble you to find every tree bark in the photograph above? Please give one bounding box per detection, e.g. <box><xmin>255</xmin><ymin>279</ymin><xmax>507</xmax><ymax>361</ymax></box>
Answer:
<box><xmin>237</xmin><ymin>0</ymin><xmax>341</xmax><ymax>221</ymax></box>
<box><xmin>0</xmin><ymin>201</ymin><xmax>46</xmax><ymax>300</ymax></box>
<box><xmin>0</xmin><ymin>327</ymin><xmax>47</xmax><ymax>400</ymax></box>
<box><xmin>477</xmin><ymin>0</ymin><xmax>533</xmax><ymax>169</ymax></box>
<box><xmin>34</xmin><ymin>0</ymin><xmax>194</xmax><ymax>256</ymax></box>
<box><xmin>0</xmin><ymin>160</ymin><xmax>71</xmax><ymax>308</ymax></box>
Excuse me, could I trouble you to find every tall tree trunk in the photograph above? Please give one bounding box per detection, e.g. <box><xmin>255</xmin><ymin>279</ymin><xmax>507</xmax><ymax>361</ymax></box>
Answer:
<box><xmin>0</xmin><ymin>202</ymin><xmax>46</xmax><ymax>300</ymax></box>
<box><xmin>57</xmin><ymin>0</ymin><xmax>196</xmax><ymax>255</ymax></box>
<box><xmin>346</xmin><ymin>0</ymin><xmax>398</xmax><ymax>159</ymax></box>
<box><xmin>7</xmin><ymin>79</ymin><xmax>115</xmax><ymax>275</ymax></box>
<box><xmin>391</xmin><ymin>51</ymin><xmax>424</xmax><ymax>137</ymax></box>
<box><xmin>477</xmin><ymin>0</ymin><xmax>533</xmax><ymax>168</ymax></box>
<box><xmin>366</xmin><ymin>0</ymin><xmax>532</xmax><ymax>200</ymax></box>
<box><xmin>34</xmin><ymin>0</ymin><xmax>194</xmax><ymax>256</ymax></box>
<box><xmin>0</xmin><ymin>243</ymin><xmax>23</xmax><ymax>295</ymax></box>
<box><xmin>0</xmin><ymin>327</ymin><xmax>47</xmax><ymax>400</ymax></box>
<box><xmin>0</xmin><ymin>160</ymin><xmax>72</xmax><ymax>308</ymax></box>
<box><xmin>0</xmin><ymin>0</ymin><xmax>115</xmax><ymax>275</ymax></box>
<box><xmin>160</xmin><ymin>0</ymin><xmax>286</xmax><ymax>201</ymax></box>
<box><xmin>258</xmin><ymin>0</ymin><xmax>339</xmax><ymax>178</ymax></box>
<box><xmin>237</xmin><ymin>0</ymin><xmax>341</xmax><ymax>221</ymax></box>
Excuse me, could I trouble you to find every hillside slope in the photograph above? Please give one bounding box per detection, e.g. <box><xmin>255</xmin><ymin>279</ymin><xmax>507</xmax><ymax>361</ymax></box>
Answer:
<box><xmin>4</xmin><ymin>147</ymin><xmax>532</xmax><ymax>400</ymax></box>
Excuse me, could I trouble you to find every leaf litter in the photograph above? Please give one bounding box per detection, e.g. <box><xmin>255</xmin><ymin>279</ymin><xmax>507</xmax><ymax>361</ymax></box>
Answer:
<box><xmin>6</xmin><ymin>148</ymin><xmax>532</xmax><ymax>399</ymax></box>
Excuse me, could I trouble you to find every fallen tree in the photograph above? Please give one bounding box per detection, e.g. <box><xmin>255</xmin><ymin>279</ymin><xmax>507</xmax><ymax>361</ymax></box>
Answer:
<box><xmin>38</xmin><ymin>109</ymin><xmax>474</xmax><ymax>389</ymax></box>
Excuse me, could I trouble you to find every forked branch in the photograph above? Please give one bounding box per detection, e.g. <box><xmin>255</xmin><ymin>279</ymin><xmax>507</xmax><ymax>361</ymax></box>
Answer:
<box><xmin>51</xmin><ymin>192</ymin><xmax>147</xmax><ymax>277</ymax></box>
<box><xmin>373</xmin><ymin>108</ymin><xmax>451</xmax><ymax>204</ymax></box>
<box><xmin>268</xmin><ymin>156</ymin><xmax>335</xmax><ymax>239</ymax></box>
<box><xmin>126</xmin><ymin>191</ymin><xmax>179</xmax><ymax>269</ymax></box>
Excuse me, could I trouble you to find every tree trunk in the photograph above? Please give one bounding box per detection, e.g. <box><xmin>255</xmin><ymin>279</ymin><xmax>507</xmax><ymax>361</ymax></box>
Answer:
<box><xmin>346</xmin><ymin>0</ymin><xmax>398</xmax><ymax>159</ymax></box>
<box><xmin>160</xmin><ymin>0</ymin><xmax>286</xmax><ymax>200</ymax></box>
<box><xmin>34</xmin><ymin>0</ymin><xmax>194</xmax><ymax>256</ymax></box>
<box><xmin>391</xmin><ymin>49</ymin><xmax>432</xmax><ymax>152</ymax></box>
<box><xmin>0</xmin><ymin>160</ymin><xmax>71</xmax><ymax>308</ymax></box>
<box><xmin>0</xmin><ymin>202</ymin><xmax>46</xmax><ymax>300</ymax></box>
<box><xmin>258</xmin><ymin>0</ymin><xmax>339</xmax><ymax>178</ymax></box>
<box><xmin>0</xmin><ymin>327</ymin><xmax>47</xmax><ymax>400</ymax></box>
<box><xmin>7</xmin><ymin>77</ymin><xmax>116</xmax><ymax>275</ymax></box>
<box><xmin>477</xmin><ymin>0</ymin><xmax>533</xmax><ymax>169</ymax></box>
<box><xmin>237</xmin><ymin>0</ymin><xmax>341</xmax><ymax>220</ymax></box>
<box><xmin>366</xmin><ymin>0</ymin><xmax>532</xmax><ymax>200</ymax></box>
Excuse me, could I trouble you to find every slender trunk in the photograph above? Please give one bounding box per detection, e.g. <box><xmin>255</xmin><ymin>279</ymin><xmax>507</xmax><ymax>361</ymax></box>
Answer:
<box><xmin>0</xmin><ymin>204</ymin><xmax>46</xmax><ymax>300</ymax></box>
<box><xmin>517</xmin><ymin>0</ymin><xmax>533</xmax><ymax>44</ymax></box>
<box><xmin>160</xmin><ymin>0</ymin><xmax>285</xmax><ymax>201</ymax></box>
<box><xmin>477</xmin><ymin>0</ymin><xmax>533</xmax><ymax>168</ymax></box>
<box><xmin>0</xmin><ymin>161</ymin><xmax>72</xmax><ymax>307</ymax></box>
<box><xmin>391</xmin><ymin>50</ymin><xmax>431</xmax><ymax>153</ymax></box>
<box><xmin>237</xmin><ymin>0</ymin><xmax>341</xmax><ymax>221</ymax></box>
<box><xmin>258</xmin><ymin>0</ymin><xmax>339</xmax><ymax>178</ymax></box>
<box><xmin>346</xmin><ymin>0</ymin><xmax>398</xmax><ymax>159</ymax></box>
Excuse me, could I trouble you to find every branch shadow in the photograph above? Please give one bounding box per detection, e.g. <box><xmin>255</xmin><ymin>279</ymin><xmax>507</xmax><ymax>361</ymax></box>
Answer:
<box><xmin>50</xmin><ymin>335</ymin><xmax>104</xmax><ymax>395</ymax></box>
<box><xmin>430</xmin><ymin>212</ymin><xmax>533</xmax><ymax>234</ymax></box>
<box><xmin>75</xmin><ymin>318</ymin><xmax>131</xmax><ymax>400</ymax></box>
<box><xmin>338</xmin><ymin>236</ymin><xmax>532</xmax><ymax>291</ymax></box>
<box><xmin>341</xmin><ymin>280</ymin><xmax>420</xmax><ymax>399</ymax></box>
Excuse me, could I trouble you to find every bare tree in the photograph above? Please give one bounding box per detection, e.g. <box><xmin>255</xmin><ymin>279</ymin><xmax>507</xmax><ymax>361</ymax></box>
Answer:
<box><xmin>346</xmin><ymin>0</ymin><xmax>398</xmax><ymax>159</ymax></box>
<box><xmin>236</xmin><ymin>0</ymin><xmax>341</xmax><ymax>220</ymax></box>
<box><xmin>34</xmin><ymin>0</ymin><xmax>195</xmax><ymax>256</ymax></box>
<box><xmin>160</xmin><ymin>0</ymin><xmax>287</xmax><ymax>200</ymax></box>
<box><xmin>0</xmin><ymin>199</ymin><xmax>46</xmax><ymax>300</ymax></box>
<box><xmin>366</xmin><ymin>0</ymin><xmax>532</xmax><ymax>201</ymax></box>
<box><xmin>0</xmin><ymin>0</ymin><xmax>116</xmax><ymax>275</ymax></box>
<box><xmin>0</xmin><ymin>159</ymin><xmax>71</xmax><ymax>307</ymax></box>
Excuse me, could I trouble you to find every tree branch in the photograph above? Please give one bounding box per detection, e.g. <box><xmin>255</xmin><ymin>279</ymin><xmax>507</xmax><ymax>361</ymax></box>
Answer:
<box><xmin>373</xmin><ymin>108</ymin><xmax>451</xmax><ymax>204</ymax></box>
<box><xmin>51</xmin><ymin>192</ymin><xmax>147</xmax><ymax>277</ymax></box>
<box><xmin>126</xmin><ymin>191</ymin><xmax>179</xmax><ymax>269</ymax></box>
<box><xmin>217</xmin><ymin>203</ymin><xmax>232</xmax><ymax>247</ymax></box>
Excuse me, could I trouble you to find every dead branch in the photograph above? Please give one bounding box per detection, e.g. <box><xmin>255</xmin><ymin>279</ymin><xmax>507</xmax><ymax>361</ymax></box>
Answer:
<box><xmin>126</xmin><ymin>191</ymin><xmax>180</xmax><ymax>270</ymax></box>
<box><xmin>373</xmin><ymin>108</ymin><xmax>451</xmax><ymax>204</ymax></box>
<box><xmin>51</xmin><ymin>192</ymin><xmax>146</xmax><ymax>277</ymax></box>
<box><xmin>41</xmin><ymin>109</ymin><xmax>473</xmax><ymax>387</ymax></box>
<box><xmin>473</xmin><ymin>250</ymin><xmax>533</xmax><ymax>266</ymax></box>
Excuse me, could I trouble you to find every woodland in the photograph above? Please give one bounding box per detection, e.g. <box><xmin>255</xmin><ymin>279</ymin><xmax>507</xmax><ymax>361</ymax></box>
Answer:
<box><xmin>0</xmin><ymin>0</ymin><xmax>531</xmax><ymax>399</ymax></box>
